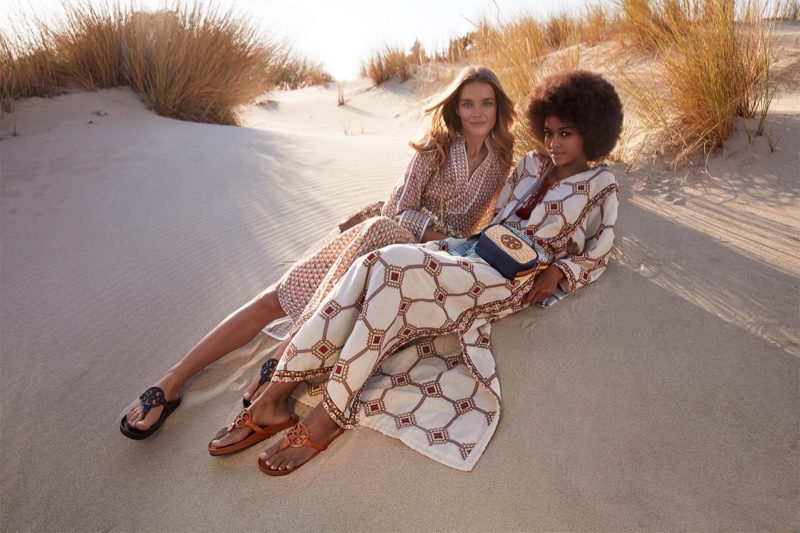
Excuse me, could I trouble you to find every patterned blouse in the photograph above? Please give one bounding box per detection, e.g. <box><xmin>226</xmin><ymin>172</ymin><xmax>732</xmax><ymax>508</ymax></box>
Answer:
<box><xmin>379</xmin><ymin>134</ymin><xmax>507</xmax><ymax>240</ymax></box>
<box><xmin>492</xmin><ymin>151</ymin><xmax>619</xmax><ymax>292</ymax></box>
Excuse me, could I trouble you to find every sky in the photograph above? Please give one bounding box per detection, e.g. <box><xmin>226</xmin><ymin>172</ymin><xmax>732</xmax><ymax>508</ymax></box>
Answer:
<box><xmin>233</xmin><ymin>0</ymin><xmax>593</xmax><ymax>80</ymax></box>
<box><xmin>2</xmin><ymin>0</ymin><xmax>595</xmax><ymax>80</ymax></box>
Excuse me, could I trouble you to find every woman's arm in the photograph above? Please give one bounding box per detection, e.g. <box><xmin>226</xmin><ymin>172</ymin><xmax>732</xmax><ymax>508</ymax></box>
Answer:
<box><xmin>420</xmin><ymin>227</ymin><xmax>449</xmax><ymax>242</ymax></box>
<box><xmin>552</xmin><ymin>181</ymin><xmax>619</xmax><ymax>293</ymax></box>
<box><xmin>521</xmin><ymin>265</ymin><xmax>565</xmax><ymax>304</ymax></box>
<box><xmin>521</xmin><ymin>174</ymin><xmax>619</xmax><ymax>302</ymax></box>
<box><xmin>337</xmin><ymin>201</ymin><xmax>384</xmax><ymax>233</ymax></box>
<box><xmin>381</xmin><ymin>152</ymin><xmax>437</xmax><ymax>241</ymax></box>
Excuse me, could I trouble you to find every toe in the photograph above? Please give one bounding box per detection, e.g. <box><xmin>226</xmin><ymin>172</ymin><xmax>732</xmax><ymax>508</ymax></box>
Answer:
<box><xmin>210</xmin><ymin>433</ymin><xmax>229</xmax><ymax>448</ymax></box>
<box><xmin>251</xmin><ymin>382</ymin><xmax>269</xmax><ymax>403</ymax></box>
<box><xmin>243</xmin><ymin>372</ymin><xmax>262</xmax><ymax>401</ymax></box>
<box><xmin>210</xmin><ymin>426</ymin><xmax>247</xmax><ymax>448</ymax></box>
<box><xmin>125</xmin><ymin>401</ymin><xmax>144</xmax><ymax>424</ymax></box>
<box><xmin>259</xmin><ymin>440</ymin><xmax>281</xmax><ymax>463</ymax></box>
<box><xmin>134</xmin><ymin>405</ymin><xmax>162</xmax><ymax>431</ymax></box>
<box><xmin>268</xmin><ymin>455</ymin><xmax>283</xmax><ymax>470</ymax></box>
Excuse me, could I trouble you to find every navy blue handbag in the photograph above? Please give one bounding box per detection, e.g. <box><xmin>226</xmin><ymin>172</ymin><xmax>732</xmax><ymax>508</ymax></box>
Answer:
<box><xmin>474</xmin><ymin>164</ymin><xmax>555</xmax><ymax>279</ymax></box>
<box><xmin>475</xmin><ymin>224</ymin><xmax>540</xmax><ymax>279</ymax></box>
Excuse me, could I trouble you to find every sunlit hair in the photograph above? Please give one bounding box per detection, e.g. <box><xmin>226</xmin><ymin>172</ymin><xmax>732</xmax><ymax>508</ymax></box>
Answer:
<box><xmin>410</xmin><ymin>65</ymin><xmax>516</xmax><ymax>177</ymax></box>
<box><xmin>525</xmin><ymin>69</ymin><xmax>624</xmax><ymax>162</ymax></box>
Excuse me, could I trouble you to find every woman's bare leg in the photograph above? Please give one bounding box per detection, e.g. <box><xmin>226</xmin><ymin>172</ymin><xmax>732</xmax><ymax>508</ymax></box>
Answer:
<box><xmin>125</xmin><ymin>286</ymin><xmax>287</xmax><ymax>431</ymax></box>
<box><xmin>208</xmin><ymin>379</ymin><xmax>301</xmax><ymax>450</ymax></box>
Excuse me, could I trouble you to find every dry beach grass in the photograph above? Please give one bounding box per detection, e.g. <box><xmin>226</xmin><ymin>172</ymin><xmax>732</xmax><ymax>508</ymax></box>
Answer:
<box><xmin>1</xmin><ymin>0</ymin><xmax>331</xmax><ymax>125</ymax></box>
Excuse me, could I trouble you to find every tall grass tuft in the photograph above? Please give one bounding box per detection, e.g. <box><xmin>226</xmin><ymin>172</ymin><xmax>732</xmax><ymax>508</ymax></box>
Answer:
<box><xmin>615</xmin><ymin>0</ymin><xmax>693</xmax><ymax>52</ymax></box>
<box><xmin>360</xmin><ymin>45</ymin><xmax>411</xmax><ymax>85</ymax></box>
<box><xmin>121</xmin><ymin>4</ymin><xmax>282</xmax><ymax>124</ymax></box>
<box><xmin>269</xmin><ymin>51</ymin><xmax>333</xmax><ymax>89</ymax></box>
<box><xmin>1</xmin><ymin>0</ymin><xmax>332</xmax><ymax>125</ymax></box>
<box><xmin>53</xmin><ymin>1</ymin><xmax>127</xmax><ymax>90</ymax></box>
<box><xmin>544</xmin><ymin>11</ymin><xmax>577</xmax><ymax>49</ymax></box>
<box><xmin>1</xmin><ymin>32</ymin><xmax>62</xmax><ymax>112</ymax></box>
<box><xmin>437</xmin><ymin>35</ymin><xmax>474</xmax><ymax>63</ymax></box>
<box><xmin>580</xmin><ymin>3</ymin><xmax>616</xmax><ymax>45</ymax></box>
<box><xmin>613</xmin><ymin>0</ymin><xmax>776</xmax><ymax>165</ymax></box>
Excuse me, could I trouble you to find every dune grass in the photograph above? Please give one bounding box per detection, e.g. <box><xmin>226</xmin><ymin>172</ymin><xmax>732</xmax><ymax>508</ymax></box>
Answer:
<box><xmin>53</xmin><ymin>1</ymin><xmax>128</xmax><ymax>90</ymax></box>
<box><xmin>1</xmin><ymin>0</ymin><xmax>331</xmax><ymax>125</ymax></box>
<box><xmin>1</xmin><ymin>36</ymin><xmax>60</xmax><ymax>114</ymax></box>
<box><xmin>470</xmin><ymin>11</ymin><xmax>594</xmax><ymax>159</ymax></box>
<box><xmin>121</xmin><ymin>4</ymin><xmax>282</xmax><ymax>124</ymax></box>
<box><xmin>367</xmin><ymin>0</ymin><xmax>778</xmax><ymax>167</ymax></box>
<box><xmin>360</xmin><ymin>33</ymin><xmax>475</xmax><ymax>87</ymax></box>
<box><xmin>360</xmin><ymin>45</ymin><xmax>412</xmax><ymax>85</ymax></box>
<box><xmin>4</xmin><ymin>0</ymin><xmax>782</xmax><ymax>166</ymax></box>
<box><xmin>610</xmin><ymin>0</ymin><xmax>776</xmax><ymax>165</ymax></box>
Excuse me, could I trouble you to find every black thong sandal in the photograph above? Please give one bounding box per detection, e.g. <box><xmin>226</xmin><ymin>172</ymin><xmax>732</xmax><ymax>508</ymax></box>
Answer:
<box><xmin>243</xmin><ymin>358</ymin><xmax>278</xmax><ymax>408</ymax></box>
<box><xmin>120</xmin><ymin>386</ymin><xmax>182</xmax><ymax>440</ymax></box>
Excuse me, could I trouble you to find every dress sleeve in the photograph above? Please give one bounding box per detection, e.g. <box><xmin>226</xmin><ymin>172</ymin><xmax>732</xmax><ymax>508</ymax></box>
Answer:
<box><xmin>552</xmin><ymin>178</ymin><xmax>619</xmax><ymax>293</ymax></box>
<box><xmin>492</xmin><ymin>158</ymin><xmax>526</xmax><ymax>216</ymax></box>
<box><xmin>381</xmin><ymin>151</ymin><xmax>437</xmax><ymax>241</ymax></box>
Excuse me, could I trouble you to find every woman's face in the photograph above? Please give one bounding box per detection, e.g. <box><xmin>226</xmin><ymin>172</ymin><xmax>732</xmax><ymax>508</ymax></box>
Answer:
<box><xmin>543</xmin><ymin>115</ymin><xmax>588</xmax><ymax>174</ymax></box>
<box><xmin>455</xmin><ymin>81</ymin><xmax>497</xmax><ymax>141</ymax></box>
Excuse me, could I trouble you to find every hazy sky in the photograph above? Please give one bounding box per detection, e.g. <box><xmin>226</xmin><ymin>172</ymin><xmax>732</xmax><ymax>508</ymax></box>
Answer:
<box><xmin>2</xmin><ymin>0</ymin><xmax>595</xmax><ymax>80</ymax></box>
<box><xmin>234</xmin><ymin>0</ymin><xmax>594</xmax><ymax>79</ymax></box>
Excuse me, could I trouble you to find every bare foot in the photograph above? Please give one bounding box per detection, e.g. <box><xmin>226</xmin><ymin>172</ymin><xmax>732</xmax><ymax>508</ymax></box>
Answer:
<box><xmin>124</xmin><ymin>378</ymin><xmax>180</xmax><ymax>432</ymax></box>
<box><xmin>258</xmin><ymin>404</ymin><xmax>343</xmax><ymax>473</ymax></box>
<box><xmin>244</xmin><ymin>336</ymin><xmax>293</xmax><ymax>405</ymax></box>
<box><xmin>242</xmin><ymin>358</ymin><xmax>277</xmax><ymax>406</ymax></box>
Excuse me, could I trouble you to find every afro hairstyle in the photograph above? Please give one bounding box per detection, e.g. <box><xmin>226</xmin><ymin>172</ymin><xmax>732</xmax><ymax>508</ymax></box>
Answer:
<box><xmin>526</xmin><ymin>69</ymin><xmax>624</xmax><ymax>162</ymax></box>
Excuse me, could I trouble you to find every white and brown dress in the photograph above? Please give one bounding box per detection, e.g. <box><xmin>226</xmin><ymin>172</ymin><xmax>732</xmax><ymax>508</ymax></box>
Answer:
<box><xmin>274</xmin><ymin>152</ymin><xmax>620</xmax><ymax>470</ymax></box>
<box><xmin>264</xmin><ymin>134</ymin><xmax>507</xmax><ymax>339</ymax></box>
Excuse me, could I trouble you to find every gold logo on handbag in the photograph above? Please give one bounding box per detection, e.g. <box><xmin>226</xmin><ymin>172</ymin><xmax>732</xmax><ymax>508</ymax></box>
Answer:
<box><xmin>500</xmin><ymin>233</ymin><xmax>523</xmax><ymax>250</ymax></box>
<box><xmin>484</xmin><ymin>225</ymin><xmax>538</xmax><ymax>264</ymax></box>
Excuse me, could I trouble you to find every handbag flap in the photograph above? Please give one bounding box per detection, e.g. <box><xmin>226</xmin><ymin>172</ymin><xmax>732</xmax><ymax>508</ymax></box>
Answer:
<box><xmin>484</xmin><ymin>225</ymin><xmax>538</xmax><ymax>264</ymax></box>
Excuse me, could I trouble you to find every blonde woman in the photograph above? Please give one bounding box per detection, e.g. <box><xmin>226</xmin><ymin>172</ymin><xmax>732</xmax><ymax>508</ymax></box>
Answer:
<box><xmin>121</xmin><ymin>65</ymin><xmax>517</xmax><ymax>439</ymax></box>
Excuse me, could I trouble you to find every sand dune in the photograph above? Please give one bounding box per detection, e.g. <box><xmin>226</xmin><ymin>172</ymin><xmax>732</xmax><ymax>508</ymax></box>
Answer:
<box><xmin>1</xmin><ymin>56</ymin><xmax>798</xmax><ymax>531</ymax></box>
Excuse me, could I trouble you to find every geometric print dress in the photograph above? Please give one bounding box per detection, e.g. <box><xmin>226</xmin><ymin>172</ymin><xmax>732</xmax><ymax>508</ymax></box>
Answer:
<box><xmin>273</xmin><ymin>151</ymin><xmax>620</xmax><ymax>470</ymax></box>
<box><xmin>264</xmin><ymin>134</ymin><xmax>507</xmax><ymax>339</ymax></box>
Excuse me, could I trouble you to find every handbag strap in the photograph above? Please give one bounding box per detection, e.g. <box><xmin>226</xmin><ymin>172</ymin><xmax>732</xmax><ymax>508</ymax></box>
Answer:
<box><xmin>498</xmin><ymin>162</ymin><xmax>555</xmax><ymax>225</ymax></box>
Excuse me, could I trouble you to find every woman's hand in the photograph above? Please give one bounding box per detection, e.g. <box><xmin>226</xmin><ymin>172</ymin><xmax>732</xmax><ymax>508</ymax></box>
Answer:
<box><xmin>519</xmin><ymin>264</ymin><xmax>565</xmax><ymax>304</ymax></box>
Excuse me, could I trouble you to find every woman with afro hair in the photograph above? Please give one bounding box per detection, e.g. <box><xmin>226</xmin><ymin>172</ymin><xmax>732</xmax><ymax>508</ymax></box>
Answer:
<box><xmin>207</xmin><ymin>69</ymin><xmax>624</xmax><ymax>475</ymax></box>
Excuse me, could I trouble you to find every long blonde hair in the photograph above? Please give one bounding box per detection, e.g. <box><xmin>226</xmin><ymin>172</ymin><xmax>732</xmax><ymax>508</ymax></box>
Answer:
<box><xmin>410</xmin><ymin>65</ymin><xmax>516</xmax><ymax>177</ymax></box>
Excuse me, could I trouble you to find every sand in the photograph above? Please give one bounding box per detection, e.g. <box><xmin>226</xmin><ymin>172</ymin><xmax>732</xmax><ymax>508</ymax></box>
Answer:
<box><xmin>1</xmin><ymin>44</ymin><xmax>798</xmax><ymax>532</ymax></box>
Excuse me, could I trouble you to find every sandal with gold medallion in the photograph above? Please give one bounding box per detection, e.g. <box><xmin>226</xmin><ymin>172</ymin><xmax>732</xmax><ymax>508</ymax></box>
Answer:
<box><xmin>208</xmin><ymin>408</ymin><xmax>297</xmax><ymax>456</ymax></box>
<box><xmin>258</xmin><ymin>422</ymin><xmax>344</xmax><ymax>476</ymax></box>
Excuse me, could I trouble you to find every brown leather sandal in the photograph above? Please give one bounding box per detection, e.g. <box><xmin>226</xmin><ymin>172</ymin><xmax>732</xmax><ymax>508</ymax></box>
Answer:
<box><xmin>258</xmin><ymin>422</ymin><xmax>344</xmax><ymax>476</ymax></box>
<box><xmin>207</xmin><ymin>408</ymin><xmax>298</xmax><ymax>456</ymax></box>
